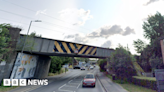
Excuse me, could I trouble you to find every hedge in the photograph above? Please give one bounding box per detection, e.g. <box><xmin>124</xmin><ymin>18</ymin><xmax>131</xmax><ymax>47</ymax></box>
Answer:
<box><xmin>131</xmin><ymin>76</ymin><xmax>157</xmax><ymax>90</ymax></box>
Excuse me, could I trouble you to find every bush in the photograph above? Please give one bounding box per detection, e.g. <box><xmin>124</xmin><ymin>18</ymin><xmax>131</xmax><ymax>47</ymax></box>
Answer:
<box><xmin>109</xmin><ymin>45</ymin><xmax>137</xmax><ymax>79</ymax></box>
<box><xmin>98</xmin><ymin>59</ymin><xmax>107</xmax><ymax>71</ymax></box>
<box><xmin>131</xmin><ymin>76</ymin><xmax>157</xmax><ymax>90</ymax></box>
<box><xmin>149</xmin><ymin>56</ymin><xmax>164</xmax><ymax>70</ymax></box>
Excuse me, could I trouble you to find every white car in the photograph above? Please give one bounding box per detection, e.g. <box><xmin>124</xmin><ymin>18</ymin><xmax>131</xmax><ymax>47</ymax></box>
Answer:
<box><xmin>90</xmin><ymin>66</ymin><xmax>94</xmax><ymax>69</ymax></box>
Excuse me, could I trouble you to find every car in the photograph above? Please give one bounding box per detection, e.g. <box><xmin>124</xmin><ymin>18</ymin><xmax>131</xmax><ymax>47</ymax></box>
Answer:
<box><xmin>73</xmin><ymin>65</ymin><xmax>80</xmax><ymax>69</ymax></box>
<box><xmin>81</xmin><ymin>66</ymin><xmax>85</xmax><ymax>70</ymax></box>
<box><xmin>82</xmin><ymin>73</ymin><xmax>96</xmax><ymax>87</ymax></box>
<box><xmin>90</xmin><ymin>66</ymin><xmax>94</xmax><ymax>69</ymax></box>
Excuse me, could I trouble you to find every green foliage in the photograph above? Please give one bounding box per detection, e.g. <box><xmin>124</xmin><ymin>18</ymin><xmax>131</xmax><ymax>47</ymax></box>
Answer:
<box><xmin>30</xmin><ymin>31</ymin><xmax>42</xmax><ymax>37</ymax></box>
<box><xmin>149</xmin><ymin>55</ymin><xmax>164</xmax><ymax>70</ymax></box>
<box><xmin>143</xmin><ymin>12</ymin><xmax>164</xmax><ymax>40</ymax></box>
<box><xmin>107</xmin><ymin>75</ymin><xmax>156</xmax><ymax>92</ymax></box>
<box><xmin>132</xmin><ymin>76</ymin><xmax>157</xmax><ymax>90</ymax></box>
<box><xmin>49</xmin><ymin>56</ymin><xmax>72</xmax><ymax>73</ymax></box>
<box><xmin>135</xmin><ymin>12</ymin><xmax>164</xmax><ymax>71</ymax></box>
<box><xmin>133</xmin><ymin>39</ymin><xmax>146</xmax><ymax>54</ymax></box>
<box><xmin>98</xmin><ymin>59</ymin><xmax>106</xmax><ymax>65</ymax></box>
<box><xmin>142</xmin><ymin>12</ymin><xmax>164</xmax><ymax>57</ymax></box>
<box><xmin>75</xmin><ymin>57</ymin><xmax>89</xmax><ymax>63</ymax></box>
<box><xmin>16</xmin><ymin>31</ymin><xmax>41</xmax><ymax>51</ymax></box>
<box><xmin>98</xmin><ymin>59</ymin><xmax>107</xmax><ymax>71</ymax></box>
<box><xmin>0</xmin><ymin>24</ymin><xmax>11</xmax><ymax>60</ymax></box>
<box><xmin>109</xmin><ymin>44</ymin><xmax>136</xmax><ymax>78</ymax></box>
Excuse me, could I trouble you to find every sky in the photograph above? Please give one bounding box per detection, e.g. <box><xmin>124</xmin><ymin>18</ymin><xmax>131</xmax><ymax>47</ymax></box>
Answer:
<box><xmin>0</xmin><ymin>0</ymin><xmax>164</xmax><ymax>55</ymax></box>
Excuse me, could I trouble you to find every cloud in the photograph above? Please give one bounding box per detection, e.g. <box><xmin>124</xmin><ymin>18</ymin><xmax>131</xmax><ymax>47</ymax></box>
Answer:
<box><xmin>87</xmin><ymin>25</ymin><xmax>135</xmax><ymax>38</ymax></box>
<box><xmin>100</xmin><ymin>25</ymin><xmax>123</xmax><ymax>37</ymax></box>
<box><xmin>122</xmin><ymin>27</ymin><xmax>135</xmax><ymax>36</ymax></box>
<box><xmin>35</xmin><ymin>9</ymin><xmax>47</xmax><ymax>16</ymax></box>
<box><xmin>144</xmin><ymin>0</ymin><xmax>159</xmax><ymax>5</ymax></box>
<box><xmin>64</xmin><ymin>33</ymin><xmax>89</xmax><ymax>43</ymax></box>
<box><xmin>101</xmin><ymin>40</ymin><xmax>112</xmax><ymax>48</ymax></box>
<box><xmin>64</xmin><ymin>34</ymin><xmax>76</xmax><ymax>39</ymax></box>
<box><xmin>59</xmin><ymin>8</ymin><xmax>93</xmax><ymax>26</ymax></box>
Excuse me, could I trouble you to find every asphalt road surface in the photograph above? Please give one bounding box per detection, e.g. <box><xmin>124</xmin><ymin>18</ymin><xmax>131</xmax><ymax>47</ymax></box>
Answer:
<box><xmin>8</xmin><ymin>66</ymin><xmax>105</xmax><ymax>92</ymax></box>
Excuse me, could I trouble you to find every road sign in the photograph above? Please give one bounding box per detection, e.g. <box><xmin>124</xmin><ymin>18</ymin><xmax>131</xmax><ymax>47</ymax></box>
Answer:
<box><xmin>74</xmin><ymin>48</ymin><xmax>78</xmax><ymax>54</ymax></box>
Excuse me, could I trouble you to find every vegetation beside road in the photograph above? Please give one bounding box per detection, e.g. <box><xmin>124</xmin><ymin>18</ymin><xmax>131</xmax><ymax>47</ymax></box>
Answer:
<box><xmin>0</xmin><ymin>82</ymin><xmax>18</xmax><ymax>92</ymax></box>
<box><xmin>49</xmin><ymin>56</ymin><xmax>72</xmax><ymax>75</ymax></box>
<box><xmin>48</xmin><ymin>68</ymin><xmax>68</xmax><ymax>76</ymax></box>
<box><xmin>106</xmin><ymin>75</ymin><xmax>156</xmax><ymax>92</ymax></box>
<box><xmin>0</xmin><ymin>86</ymin><xmax>18</xmax><ymax>92</ymax></box>
<box><xmin>133</xmin><ymin>12</ymin><xmax>164</xmax><ymax>72</ymax></box>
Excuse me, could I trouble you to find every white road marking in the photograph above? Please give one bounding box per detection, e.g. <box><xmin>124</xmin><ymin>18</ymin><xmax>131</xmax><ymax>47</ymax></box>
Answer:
<box><xmin>58</xmin><ymin>84</ymin><xmax>66</xmax><ymax>90</ymax></box>
<box><xmin>68</xmin><ymin>80</ymin><xmax>73</xmax><ymax>83</ymax></box>
<box><xmin>77</xmin><ymin>80</ymin><xmax>82</xmax><ymax>89</ymax></box>
<box><xmin>58</xmin><ymin>89</ymin><xmax>73</xmax><ymax>92</ymax></box>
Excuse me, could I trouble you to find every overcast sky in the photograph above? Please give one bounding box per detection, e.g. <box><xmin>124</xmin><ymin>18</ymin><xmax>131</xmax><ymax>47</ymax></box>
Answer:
<box><xmin>1</xmin><ymin>0</ymin><xmax>164</xmax><ymax>54</ymax></box>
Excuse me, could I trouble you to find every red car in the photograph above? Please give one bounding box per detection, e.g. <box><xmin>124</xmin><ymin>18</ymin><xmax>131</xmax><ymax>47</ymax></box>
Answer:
<box><xmin>82</xmin><ymin>73</ymin><xmax>96</xmax><ymax>87</ymax></box>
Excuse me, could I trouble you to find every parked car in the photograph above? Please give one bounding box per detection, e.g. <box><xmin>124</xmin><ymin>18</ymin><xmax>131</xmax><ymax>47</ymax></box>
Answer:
<box><xmin>82</xmin><ymin>73</ymin><xmax>96</xmax><ymax>87</ymax></box>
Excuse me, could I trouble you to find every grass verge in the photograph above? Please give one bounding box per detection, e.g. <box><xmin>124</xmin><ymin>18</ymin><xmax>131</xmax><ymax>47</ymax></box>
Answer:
<box><xmin>48</xmin><ymin>68</ymin><xmax>68</xmax><ymax>76</ymax></box>
<box><xmin>0</xmin><ymin>86</ymin><xmax>18</xmax><ymax>92</ymax></box>
<box><xmin>106</xmin><ymin>75</ymin><xmax>156</xmax><ymax>92</ymax></box>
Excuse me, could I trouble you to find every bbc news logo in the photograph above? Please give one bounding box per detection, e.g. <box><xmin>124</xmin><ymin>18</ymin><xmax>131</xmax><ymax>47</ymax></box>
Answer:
<box><xmin>3</xmin><ymin>79</ymin><xmax>48</xmax><ymax>86</ymax></box>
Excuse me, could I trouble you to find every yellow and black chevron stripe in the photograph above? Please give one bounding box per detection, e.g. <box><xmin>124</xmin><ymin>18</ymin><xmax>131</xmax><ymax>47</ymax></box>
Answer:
<box><xmin>53</xmin><ymin>41</ymin><xmax>97</xmax><ymax>55</ymax></box>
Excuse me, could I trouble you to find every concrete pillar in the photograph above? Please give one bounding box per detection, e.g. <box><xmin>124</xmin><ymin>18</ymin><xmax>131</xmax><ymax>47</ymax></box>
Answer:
<box><xmin>34</xmin><ymin>55</ymin><xmax>51</xmax><ymax>78</ymax></box>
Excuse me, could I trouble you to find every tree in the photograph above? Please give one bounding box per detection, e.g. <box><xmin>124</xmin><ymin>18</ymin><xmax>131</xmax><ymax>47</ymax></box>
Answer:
<box><xmin>75</xmin><ymin>57</ymin><xmax>89</xmax><ymax>63</ymax></box>
<box><xmin>30</xmin><ymin>31</ymin><xmax>42</xmax><ymax>37</ymax></box>
<box><xmin>49</xmin><ymin>56</ymin><xmax>62</xmax><ymax>73</ymax></box>
<box><xmin>133</xmin><ymin>39</ymin><xmax>146</xmax><ymax>54</ymax></box>
<box><xmin>149</xmin><ymin>54</ymin><xmax>164</xmax><ymax>70</ymax></box>
<box><xmin>109</xmin><ymin>44</ymin><xmax>136</xmax><ymax>79</ymax></box>
<box><xmin>0</xmin><ymin>24</ymin><xmax>11</xmax><ymax>60</ymax></box>
<box><xmin>138</xmin><ymin>12</ymin><xmax>164</xmax><ymax>71</ymax></box>
<box><xmin>98</xmin><ymin>59</ymin><xmax>107</xmax><ymax>71</ymax></box>
<box><xmin>140</xmin><ymin>45</ymin><xmax>153</xmax><ymax>72</ymax></box>
<box><xmin>142</xmin><ymin>12</ymin><xmax>164</xmax><ymax>57</ymax></box>
<box><xmin>49</xmin><ymin>56</ymin><xmax>72</xmax><ymax>73</ymax></box>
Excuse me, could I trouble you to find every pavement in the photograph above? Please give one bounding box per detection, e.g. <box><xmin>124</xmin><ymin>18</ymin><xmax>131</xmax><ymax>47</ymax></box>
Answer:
<box><xmin>96</xmin><ymin>71</ymin><xmax>128</xmax><ymax>92</ymax></box>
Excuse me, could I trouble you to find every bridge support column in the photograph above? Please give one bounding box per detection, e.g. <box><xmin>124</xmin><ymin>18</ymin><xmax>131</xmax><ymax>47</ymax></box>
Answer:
<box><xmin>34</xmin><ymin>55</ymin><xmax>51</xmax><ymax>78</ymax></box>
<box><xmin>106</xmin><ymin>58</ymin><xmax>110</xmax><ymax>74</ymax></box>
